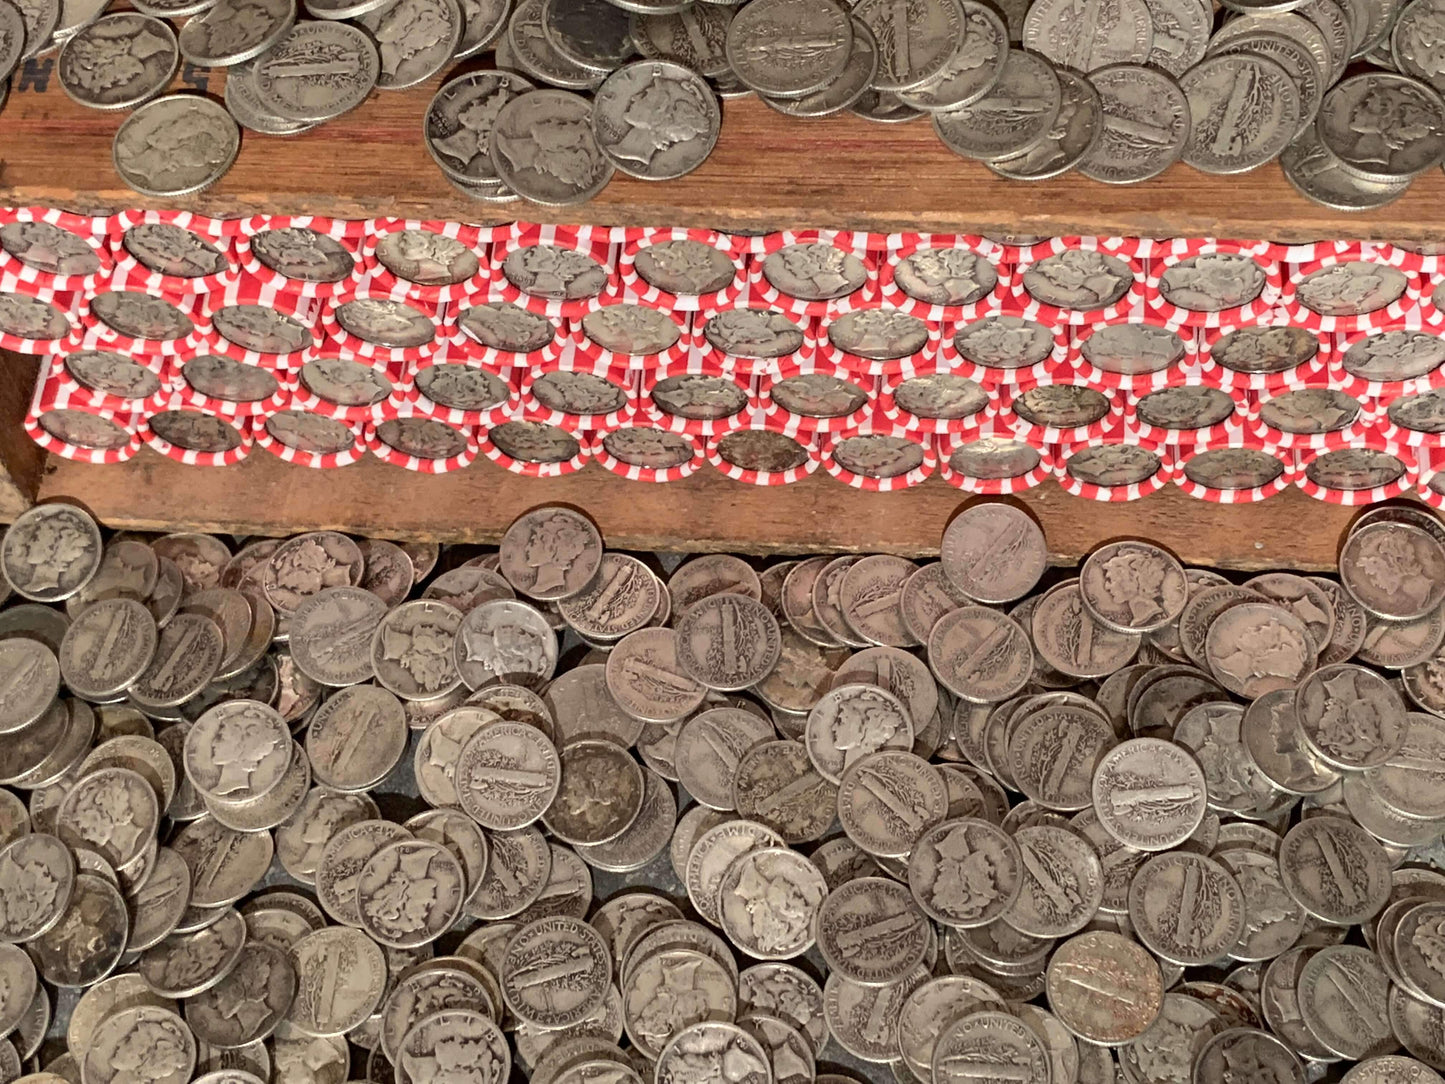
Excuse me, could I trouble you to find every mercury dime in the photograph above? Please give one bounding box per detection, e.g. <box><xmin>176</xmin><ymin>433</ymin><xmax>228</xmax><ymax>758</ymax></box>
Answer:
<box><xmin>591</xmin><ymin>60</ymin><xmax>720</xmax><ymax>180</ymax></box>
<box><xmin>1282</xmin><ymin>122</ymin><xmax>1411</xmax><ymax>209</ymax></box>
<box><xmin>287</xmin><ymin>586</ymin><xmax>386</xmax><ymax>688</ymax></box>
<box><xmin>1024</xmin><ymin>0</ymin><xmax>1152</xmax><ymax>70</ymax></box>
<box><xmin>1319</xmin><ymin>72</ymin><xmax>1445</xmax><ymax>182</ymax></box>
<box><xmin>490</xmin><ymin>89</ymin><xmax>614</xmax><ymax>205</ymax></box>
<box><xmin>355</xmin><ymin>0</ymin><xmax>461</xmax><ymax>88</ymax></box>
<box><xmin>933</xmin><ymin>50</ymin><xmax>1062</xmax><ymax>159</ymax></box>
<box><xmin>853</xmin><ymin>0</ymin><xmax>961</xmax><ymax>92</ymax></box>
<box><xmin>1279</xmin><ymin>814</ymin><xmax>1392</xmax><ymax>925</ymax></box>
<box><xmin>1127</xmin><ymin>850</ymin><xmax>1245</xmax><ymax>966</ymax></box>
<box><xmin>0</xmin><ymin>292</ymin><xmax>69</xmax><ymax>344</ymax></box>
<box><xmin>286</xmin><ymin>925</ymin><xmax>387</xmax><ymax>1037</ymax></box>
<box><xmin>254</xmin><ymin>23</ymin><xmax>377</xmax><ymax>123</ymax></box>
<box><xmin>1078</xmin><ymin>541</ymin><xmax>1187</xmax><ymax>635</ymax></box>
<box><xmin>1193</xmin><ymin>1028</ymin><xmax>1305</xmax><ymax>1084</ymax></box>
<box><xmin>0</xmin><ymin>833</ymin><xmax>72</xmax><ymax>943</ymax></box>
<box><xmin>1045</xmin><ymin>931</ymin><xmax>1163</xmax><ymax>1046</ymax></box>
<box><xmin>1179</xmin><ymin>53</ymin><xmax>1300</xmax><ymax>173</ymax></box>
<box><xmin>1297</xmin><ymin>945</ymin><xmax>1397</xmax><ymax>1059</ymax></box>
<box><xmin>138</xmin><ymin>906</ymin><xmax>245</xmax><ymax>998</ymax></box>
<box><xmin>1345</xmin><ymin>1057</ymin><xmax>1445</xmax><ymax>1084</ymax></box>
<box><xmin>1242</xmin><ymin>688</ymin><xmax>1341</xmax><ymax>796</ymax></box>
<box><xmin>454</xmin><ymin>720</ymin><xmax>560</xmax><ymax>830</ymax></box>
<box><xmin>724</xmin><ymin>0</ymin><xmax>851</xmax><ymax>97</ymax></box>
<box><xmin>355</xmin><ymin>839</ymin><xmax>464</xmax><ymax>949</ymax></box>
<box><xmin>623</xmin><ymin>949</ymin><xmax>738</xmax><ymax>1060</ymax></box>
<box><xmin>1004</xmin><ymin>824</ymin><xmax>1103</xmax><ymax>938</ymax></box>
<box><xmin>836</xmin><ymin>750</ymin><xmax>946</xmax><ymax>858</ymax></box>
<box><xmin>932</xmin><ymin>1010</ymin><xmax>1050</xmax><ymax>1083</ymax></box>
<box><xmin>1295</xmin><ymin>662</ymin><xmax>1407</xmax><ymax>771</ymax></box>
<box><xmin>905</xmin><ymin>816</ymin><xmax>1021</xmax><ymax>929</ymax></box>
<box><xmin>454</xmin><ymin>598</ymin><xmax>558</xmax><ymax>690</ymax></box>
<box><xmin>370</xmin><ymin>600</ymin><xmax>463</xmax><ymax>701</ymax></box>
<box><xmin>423</xmin><ymin>71</ymin><xmax>535</xmax><ymax>184</ymax></box>
<box><xmin>1031</xmin><ymin>582</ymin><xmax>1142</xmax><ymax>680</ymax></box>
<box><xmin>305</xmin><ymin>686</ymin><xmax>406</xmax><ymax>793</ymax></box>
<box><xmin>1079</xmin><ymin>63</ymin><xmax>1191</xmax><ymax>183</ymax></box>
<box><xmin>814</xmin><ymin>875</ymin><xmax>929</xmax><ymax>985</ymax></box>
<box><xmin>82</xmin><ymin>1005</ymin><xmax>194</xmax><ymax>1084</ymax></box>
<box><xmin>543</xmin><ymin>739</ymin><xmax>643</xmax><ymax>845</ymax></box>
<box><xmin>112</xmin><ymin>95</ymin><xmax>239</xmax><ymax>198</ymax></box>
<box><xmin>3</xmin><ymin>505</ymin><xmax>102</xmax><ymax>604</ymax></box>
<box><xmin>184</xmin><ymin>941</ymin><xmax>294</xmax><ymax>1048</ymax></box>
<box><xmin>171</xmin><ymin>814</ymin><xmax>271</xmax><ymax>909</ymax></box>
<box><xmin>184</xmin><ymin>699</ymin><xmax>290</xmax><ymax>804</ymax></box>
<box><xmin>498</xmin><ymin>509</ymin><xmax>603</xmax><ymax>601</ymax></box>
<box><xmin>940</xmin><ymin>503</ymin><xmax>1047</xmax><ymax>604</ymax></box>
<box><xmin>60</xmin><ymin>14</ymin><xmax>179</xmax><ymax>109</ymax></box>
<box><xmin>1201</xmin><ymin>601</ymin><xmax>1314</xmax><ymax>700</ymax></box>
<box><xmin>804</xmin><ymin>683</ymin><xmax>913</xmax><ymax>784</ymax></box>
<box><xmin>1342</xmin><ymin>522</ymin><xmax>1445</xmax><ymax>621</ymax></box>
<box><xmin>674</xmin><ymin>593</ymin><xmax>780</xmax><ymax>692</ymax></box>
<box><xmin>1343</xmin><ymin>329</ymin><xmax>1445</xmax><ymax>384</ymax></box>
<box><xmin>397</xmin><ymin>1007</ymin><xmax>509</xmax><ymax>1084</ymax></box>
<box><xmin>558</xmin><ymin>554</ymin><xmax>660</xmax><ymax>641</ymax></box>
<box><xmin>179</xmin><ymin>0</ymin><xmax>293</xmax><ymax>66</ymax></box>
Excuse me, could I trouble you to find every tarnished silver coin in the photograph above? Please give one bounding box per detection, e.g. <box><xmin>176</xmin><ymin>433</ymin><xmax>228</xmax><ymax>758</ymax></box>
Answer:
<box><xmin>3</xmin><ymin>505</ymin><xmax>102</xmax><ymax>604</ymax></box>
<box><xmin>287</xmin><ymin>586</ymin><xmax>386</xmax><ymax>687</ymax></box>
<box><xmin>454</xmin><ymin>720</ymin><xmax>560</xmax><ymax>830</ymax></box>
<box><xmin>253</xmin><ymin>22</ymin><xmax>377</xmax><ymax>122</ymax></box>
<box><xmin>933</xmin><ymin>50</ymin><xmax>1062</xmax><ymax>159</ymax></box>
<box><xmin>1031</xmin><ymin>581</ymin><xmax>1142</xmax><ymax>680</ymax></box>
<box><xmin>356</xmin><ymin>838</ymin><xmax>464</xmax><ymax>949</ymax></box>
<box><xmin>1046</xmin><ymin>930</ymin><xmax>1163</xmax><ymax>1046</ymax></box>
<box><xmin>1319</xmin><ymin>72</ymin><xmax>1445</xmax><ymax>182</ymax></box>
<box><xmin>490</xmin><ymin>88</ymin><xmax>614</xmax><ymax>205</ymax></box>
<box><xmin>137</xmin><ymin>907</ymin><xmax>245</xmax><ymax>998</ymax></box>
<box><xmin>814</xmin><ymin>875</ymin><xmax>929</xmax><ymax>985</ymax></box>
<box><xmin>674</xmin><ymin>593</ymin><xmax>780</xmax><ymax>692</ymax></box>
<box><xmin>0</xmin><ymin>833</ymin><xmax>73</xmax><ymax>944</ymax></box>
<box><xmin>1179</xmin><ymin>53</ymin><xmax>1300</xmax><ymax>173</ymax></box>
<box><xmin>305</xmin><ymin>685</ymin><xmax>407</xmax><ymax>794</ymax></box>
<box><xmin>184</xmin><ymin>699</ymin><xmax>290</xmax><ymax>804</ymax></box>
<box><xmin>370</xmin><ymin>599</ymin><xmax>463</xmax><ymax>702</ymax></box>
<box><xmin>1205</xmin><ymin>602</ymin><xmax>1315</xmax><ymax>699</ymax></box>
<box><xmin>805</xmin><ymin>683</ymin><xmax>913</xmax><ymax>784</ymax></box>
<box><xmin>1242</xmin><ymin>687</ymin><xmax>1341</xmax><ymax>796</ymax></box>
<box><xmin>1127</xmin><ymin>850</ymin><xmax>1245</xmax><ymax>966</ymax></box>
<box><xmin>82</xmin><ymin>1005</ymin><xmax>194</xmax><ymax>1084</ymax></box>
<box><xmin>927</xmin><ymin>605</ymin><xmax>1035</xmax><ymax>704</ymax></box>
<box><xmin>543</xmin><ymin>739</ymin><xmax>643</xmax><ymax>845</ymax></box>
<box><xmin>60</xmin><ymin>14</ymin><xmax>178</xmax><ymax>109</ymax></box>
<box><xmin>455</xmin><ymin>598</ymin><xmax>558</xmax><ymax>690</ymax></box>
<box><xmin>499</xmin><ymin>508</ymin><xmax>603</xmax><ymax>601</ymax></box>
<box><xmin>1341</xmin><ymin>522</ymin><xmax>1445</xmax><ymax>621</ymax></box>
<box><xmin>1295</xmin><ymin>662</ymin><xmax>1407</xmax><ymax>771</ymax></box>
<box><xmin>1079</xmin><ymin>541</ymin><xmax>1188</xmax><ymax>634</ymax></box>
<box><xmin>1193</xmin><ymin>1028</ymin><xmax>1305</xmax><ymax>1084</ymax></box>
<box><xmin>906</xmin><ymin>816</ymin><xmax>1021</xmax><ymax>929</ymax></box>
<box><xmin>1279</xmin><ymin>814</ymin><xmax>1392</xmax><ymax>925</ymax></box>
<box><xmin>724</xmin><ymin>0</ymin><xmax>851</xmax><ymax>97</ymax></box>
<box><xmin>112</xmin><ymin>94</ymin><xmax>239</xmax><ymax>198</ymax></box>
<box><xmin>1078</xmin><ymin>63</ymin><xmax>1191</xmax><ymax>183</ymax></box>
<box><xmin>940</xmin><ymin>503</ymin><xmax>1047</xmax><ymax>604</ymax></box>
<box><xmin>591</xmin><ymin>60</ymin><xmax>719</xmax><ymax>180</ymax></box>
<box><xmin>1004</xmin><ymin>824</ymin><xmax>1103</xmax><ymax>938</ymax></box>
<box><xmin>286</xmin><ymin>925</ymin><xmax>387</xmax><ymax>1036</ymax></box>
<box><xmin>179</xmin><ymin>0</ymin><xmax>293</xmax><ymax>66</ymax></box>
<box><xmin>1297</xmin><ymin>944</ymin><xmax>1397</xmax><ymax>1059</ymax></box>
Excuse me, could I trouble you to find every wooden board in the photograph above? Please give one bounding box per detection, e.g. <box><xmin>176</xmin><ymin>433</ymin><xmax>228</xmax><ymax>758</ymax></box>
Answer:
<box><xmin>0</xmin><ymin>354</ymin><xmax>43</xmax><ymax>519</ymax></box>
<box><xmin>6</xmin><ymin>63</ymin><xmax>1445</xmax><ymax>241</ymax></box>
<box><xmin>36</xmin><ymin>447</ymin><xmax>1362</xmax><ymax>570</ymax></box>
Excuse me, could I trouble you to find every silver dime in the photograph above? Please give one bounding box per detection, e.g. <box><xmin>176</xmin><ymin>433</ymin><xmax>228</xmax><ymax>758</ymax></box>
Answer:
<box><xmin>1279</xmin><ymin>814</ymin><xmax>1392</xmax><ymax>924</ymax></box>
<box><xmin>592</xmin><ymin>60</ymin><xmax>720</xmax><ymax>180</ymax></box>
<box><xmin>370</xmin><ymin>600</ymin><xmax>462</xmax><ymax>701</ymax></box>
<box><xmin>805</xmin><ymin>683</ymin><xmax>913</xmax><ymax>784</ymax></box>
<box><xmin>491</xmin><ymin>89</ymin><xmax>615</xmax><ymax>205</ymax></box>
<box><xmin>932</xmin><ymin>1010</ymin><xmax>1050</xmax><ymax>1083</ymax></box>
<box><xmin>631</xmin><ymin>3</ymin><xmax>731</xmax><ymax>77</ymax></box>
<box><xmin>398</xmin><ymin>1007</ymin><xmax>509</xmax><ymax>1084</ymax></box>
<box><xmin>1179</xmin><ymin>53</ymin><xmax>1300</xmax><ymax>173</ymax></box>
<box><xmin>989</xmin><ymin>67</ymin><xmax>1105</xmax><ymax>179</ymax></box>
<box><xmin>305</xmin><ymin>685</ymin><xmax>406</xmax><ymax>793</ymax></box>
<box><xmin>254</xmin><ymin>22</ymin><xmax>379</xmax><ymax>123</ymax></box>
<box><xmin>171</xmin><ymin>815</ymin><xmax>271</xmax><ymax>908</ymax></box>
<box><xmin>499</xmin><ymin>508</ymin><xmax>603</xmax><ymax>601</ymax></box>
<box><xmin>1193</xmin><ymin>1028</ymin><xmax>1305</xmax><ymax>1084</ymax></box>
<box><xmin>1318</xmin><ymin>72</ymin><xmax>1445</xmax><ymax>182</ymax></box>
<box><xmin>1241</xmin><ymin>688</ymin><xmax>1341</xmax><ymax>795</ymax></box>
<box><xmin>112</xmin><ymin>94</ymin><xmax>239</xmax><ymax>198</ymax></box>
<box><xmin>82</xmin><ymin>1005</ymin><xmax>194</xmax><ymax>1084</ymax></box>
<box><xmin>185</xmin><ymin>941</ymin><xmax>295</xmax><ymax>1048</ymax></box>
<box><xmin>287</xmin><ymin>586</ymin><xmax>386</xmax><ymax>687</ymax></box>
<box><xmin>1296</xmin><ymin>662</ymin><xmax>1407</xmax><ymax>771</ymax></box>
<box><xmin>138</xmin><ymin>906</ymin><xmax>245</xmax><ymax>998</ymax></box>
<box><xmin>906</xmin><ymin>816</ymin><xmax>1021</xmax><ymax>928</ymax></box>
<box><xmin>853</xmin><ymin>0</ymin><xmax>961</xmax><ymax>91</ymax></box>
<box><xmin>60</xmin><ymin>14</ymin><xmax>178</xmax><ymax>109</ymax></box>
<box><xmin>933</xmin><ymin>49</ymin><xmax>1062</xmax><ymax>159</ymax></box>
<box><xmin>355</xmin><ymin>0</ymin><xmax>461</xmax><ymax>88</ymax></box>
<box><xmin>558</xmin><ymin>554</ymin><xmax>661</xmax><ymax>641</ymax></box>
<box><xmin>1297</xmin><ymin>945</ymin><xmax>1397</xmax><ymax>1059</ymax></box>
<box><xmin>815</xmin><ymin>875</ymin><xmax>930</xmax><ymax>985</ymax></box>
<box><xmin>837</xmin><ymin>750</ymin><xmax>946</xmax><ymax>858</ymax></box>
<box><xmin>940</xmin><ymin>502</ymin><xmax>1047</xmax><ymax>604</ymax></box>
<box><xmin>1282</xmin><ymin>123</ymin><xmax>1410</xmax><ymax>209</ymax></box>
<box><xmin>455</xmin><ymin>720</ymin><xmax>560</xmax><ymax>830</ymax></box>
<box><xmin>1046</xmin><ymin>930</ymin><xmax>1163</xmax><ymax>1046</ymax></box>
<box><xmin>287</xmin><ymin>925</ymin><xmax>387</xmax><ymax>1036</ymax></box>
<box><xmin>674</xmin><ymin>593</ymin><xmax>781</xmax><ymax>691</ymax></box>
<box><xmin>1004</xmin><ymin>823</ymin><xmax>1103</xmax><ymax>937</ymax></box>
<box><xmin>1127</xmin><ymin>850</ymin><xmax>1244</xmax><ymax>966</ymax></box>
<box><xmin>1091</xmin><ymin>737</ymin><xmax>1207</xmax><ymax>850</ymax></box>
<box><xmin>1341</xmin><ymin>522</ymin><xmax>1445</xmax><ymax>621</ymax></box>
<box><xmin>1079</xmin><ymin>540</ymin><xmax>1187</xmax><ymax>634</ymax></box>
<box><xmin>1024</xmin><ymin>0</ymin><xmax>1152</xmax><ymax>70</ymax></box>
<box><xmin>424</xmin><ymin>71</ymin><xmax>535</xmax><ymax>184</ymax></box>
<box><xmin>3</xmin><ymin>505</ymin><xmax>102</xmax><ymax>604</ymax></box>
<box><xmin>357</xmin><ymin>838</ymin><xmax>465</xmax><ymax>949</ymax></box>
<box><xmin>1205</xmin><ymin>602</ymin><xmax>1315</xmax><ymax>699</ymax></box>
<box><xmin>0</xmin><ymin>833</ymin><xmax>73</xmax><ymax>943</ymax></box>
<box><xmin>1031</xmin><ymin>581</ymin><xmax>1142</xmax><ymax>680</ymax></box>
<box><xmin>455</xmin><ymin>598</ymin><xmax>558</xmax><ymax>690</ymax></box>
<box><xmin>725</xmin><ymin>0</ymin><xmax>851</xmax><ymax>97</ymax></box>
<box><xmin>1078</xmin><ymin>63</ymin><xmax>1191</xmax><ymax>183</ymax></box>
<box><xmin>179</xmin><ymin>0</ymin><xmax>293</xmax><ymax>66</ymax></box>
<box><xmin>543</xmin><ymin>739</ymin><xmax>643</xmax><ymax>845</ymax></box>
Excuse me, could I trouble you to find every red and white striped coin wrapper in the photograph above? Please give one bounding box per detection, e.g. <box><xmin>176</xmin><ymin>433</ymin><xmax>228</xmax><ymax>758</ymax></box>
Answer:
<box><xmin>161</xmin><ymin>355</ymin><xmax>296</xmax><ymax>420</ymax></box>
<box><xmin>201</xmin><ymin>280</ymin><xmax>325</xmax><ymax>369</ymax></box>
<box><xmin>570</xmin><ymin>301</ymin><xmax>691</xmax><ymax>371</ymax></box>
<box><xmin>365</xmin><ymin>417</ymin><xmax>479</xmax><ymax>474</ymax></box>
<box><xmin>253</xmin><ymin>411</ymin><xmax>368</xmax><ymax>469</ymax></box>
<box><xmin>1417</xmin><ymin>446</ymin><xmax>1445</xmax><ymax>508</ymax></box>
<box><xmin>235</xmin><ymin>215</ymin><xmax>369</xmax><ymax>299</ymax></box>
<box><xmin>813</xmin><ymin>302</ymin><xmax>942</xmax><ymax>379</ymax></box>
<box><xmin>742</xmin><ymin>230</ymin><xmax>881</xmax><ymax>317</ymax></box>
<box><xmin>639</xmin><ymin>355</ymin><xmax>759</xmax><ymax>436</ymax></box>
<box><xmin>1258</xmin><ymin>240</ymin><xmax>1362</xmax><ymax>264</ymax></box>
<box><xmin>1005</xmin><ymin>239</ymin><xmax>1148</xmax><ymax>326</ymax></box>
<box><xmin>1246</xmin><ymin>383</ymin><xmax>1379</xmax><ymax>451</ymax></box>
<box><xmin>488</xmin><ymin>225</ymin><xmax>620</xmax><ymax>319</ymax></box>
<box><xmin>479</xmin><ymin>419</ymin><xmax>592</xmax><ymax>477</ymax></box>
<box><xmin>24</xmin><ymin>368</ymin><xmax>141</xmax><ymax>464</ymax></box>
<box><xmin>819</xmin><ymin>415</ymin><xmax>937</xmax><ymax>491</ymax></box>
<box><xmin>995</xmin><ymin>372</ymin><xmax>1126</xmax><ymax>445</ymax></box>
<box><xmin>618</xmin><ymin>227</ymin><xmax>748</xmax><ymax>313</ymax></box>
<box><xmin>1279</xmin><ymin>253</ymin><xmax>1424</xmax><ymax>335</ymax></box>
<box><xmin>409</xmin><ymin>343</ymin><xmax>519</xmax><ymax>428</ymax></box>
<box><xmin>290</xmin><ymin>352</ymin><xmax>414</xmax><ymax>423</ymax></box>
<box><xmin>106</xmin><ymin>210</ymin><xmax>242</xmax><ymax>297</ymax></box>
<box><xmin>76</xmin><ymin>289</ymin><xmax>210</xmax><ymax>356</ymax></box>
<box><xmin>976</xmin><ymin>234</ymin><xmax>1139</xmax><ymax>268</ymax></box>
<box><xmin>40</xmin><ymin>352</ymin><xmax>168</xmax><ymax>413</ymax></box>
<box><xmin>1417</xmin><ymin>274</ymin><xmax>1445</xmax><ymax>327</ymax></box>
<box><xmin>1143</xmin><ymin>239</ymin><xmax>1283</xmax><ymax>329</ymax></box>
<box><xmin>583</xmin><ymin>423</ymin><xmax>707</xmax><ymax>483</ymax></box>
<box><xmin>877</xmin><ymin>234</ymin><xmax>1011</xmax><ymax>323</ymax></box>
<box><xmin>936</xmin><ymin>422</ymin><xmax>1057</xmax><ymax>494</ymax></box>
<box><xmin>757</xmin><ymin>356</ymin><xmax>878</xmax><ymax>435</ymax></box>
<box><xmin>1055</xmin><ymin>434</ymin><xmax>1175</xmax><ymax>501</ymax></box>
<box><xmin>935</xmin><ymin>314</ymin><xmax>1068</xmax><ymax>386</ymax></box>
<box><xmin>1295</xmin><ymin>427</ymin><xmax>1418</xmax><ymax>504</ymax></box>
<box><xmin>688</xmin><ymin>308</ymin><xmax>817</xmax><ymax>376</ymax></box>
<box><xmin>356</xmin><ymin>219</ymin><xmax>495</xmax><ymax>303</ymax></box>
<box><xmin>1374</xmin><ymin>388</ymin><xmax>1445</xmax><ymax>448</ymax></box>
<box><xmin>1172</xmin><ymin>421</ymin><xmax>1297</xmax><ymax>504</ymax></box>
<box><xmin>1063</xmin><ymin>314</ymin><xmax>1204</xmax><ymax>394</ymax></box>
<box><xmin>140</xmin><ymin>403</ymin><xmax>252</xmax><ymax>466</ymax></box>
<box><xmin>875</xmin><ymin>359</ymin><xmax>998</xmax><ymax>436</ymax></box>
<box><xmin>1330</xmin><ymin>321</ymin><xmax>1445</xmax><ymax>399</ymax></box>
<box><xmin>1360</xmin><ymin>241</ymin><xmax>1444</xmax><ymax>277</ymax></box>
<box><xmin>1123</xmin><ymin>382</ymin><xmax>1247</xmax><ymax>446</ymax></box>
<box><xmin>1196</xmin><ymin>313</ymin><xmax>1331</xmax><ymax>392</ymax></box>
<box><xmin>319</xmin><ymin>294</ymin><xmax>442</xmax><ymax>365</ymax></box>
<box><xmin>0</xmin><ymin>207</ymin><xmax>112</xmax><ymax>297</ymax></box>
<box><xmin>0</xmin><ymin>290</ymin><xmax>84</xmax><ymax>353</ymax></box>
<box><xmin>705</xmin><ymin>411</ymin><xmax>822</xmax><ymax>486</ymax></box>
<box><xmin>520</xmin><ymin>351</ymin><xmax>641</xmax><ymax>433</ymax></box>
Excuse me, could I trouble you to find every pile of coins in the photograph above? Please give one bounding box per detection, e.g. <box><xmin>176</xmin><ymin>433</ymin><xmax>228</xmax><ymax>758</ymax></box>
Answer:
<box><xmin>5</xmin><ymin>496</ymin><xmax>1445</xmax><ymax>1083</ymax></box>
<box><xmin>14</xmin><ymin>0</ymin><xmax>1445</xmax><ymax>205</ymax></box>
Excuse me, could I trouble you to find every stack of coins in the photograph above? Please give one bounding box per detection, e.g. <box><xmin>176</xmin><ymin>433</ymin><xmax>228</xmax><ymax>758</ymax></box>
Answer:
<box><xmin>6</xmin><ymin>495</ymin><xmax>1445</xmax><ymax>1081</ymax></box>
<box><xmin>12</xmin><ymin>0</ymin><xmax>1445</xmax><ymax>206</ymax></box>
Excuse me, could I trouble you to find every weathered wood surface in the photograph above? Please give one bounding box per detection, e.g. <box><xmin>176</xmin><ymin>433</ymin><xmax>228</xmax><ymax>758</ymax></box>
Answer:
<box><xmin>37</xmin><ymin>447</ymin><xmax>1362</xmax><ymax>569</ymax></box>
<box><xmin>3</xmin><ymin>63</ymin><xmax>1445</xmax><ymax>240</ymax></box>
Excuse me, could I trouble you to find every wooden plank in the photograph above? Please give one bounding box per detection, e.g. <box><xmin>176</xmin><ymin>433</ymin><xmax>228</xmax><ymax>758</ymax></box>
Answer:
<box><xmin>4</xmin><ymin>64</ymin><xmax>1445</xmax><ymax>241</ymax></box>
<box><xmin>0</xmin><ymin>353</ymin><xmax>43</xmax><ymax>520</ymax></box>
<box><xmin>38</xmin><ymin>447</ymin><xmax>1359</xmax><ymax>570</ymax></box>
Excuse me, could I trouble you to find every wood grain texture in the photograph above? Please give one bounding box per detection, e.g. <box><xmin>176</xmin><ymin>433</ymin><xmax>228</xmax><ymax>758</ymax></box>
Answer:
<box><xmin>4</xmin><ymin>66</ymin><xmax>1445</xmax><ymax>240</ymax></box>
<box><xmin>37</xmin><ymin>447</ymin><xmax>1361</xmax><ymax>569</ymax></box>
<box><xmin>0</xmin><ymin>353</ymin><xmax>43</xmax><ymax>519</ymax></box>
